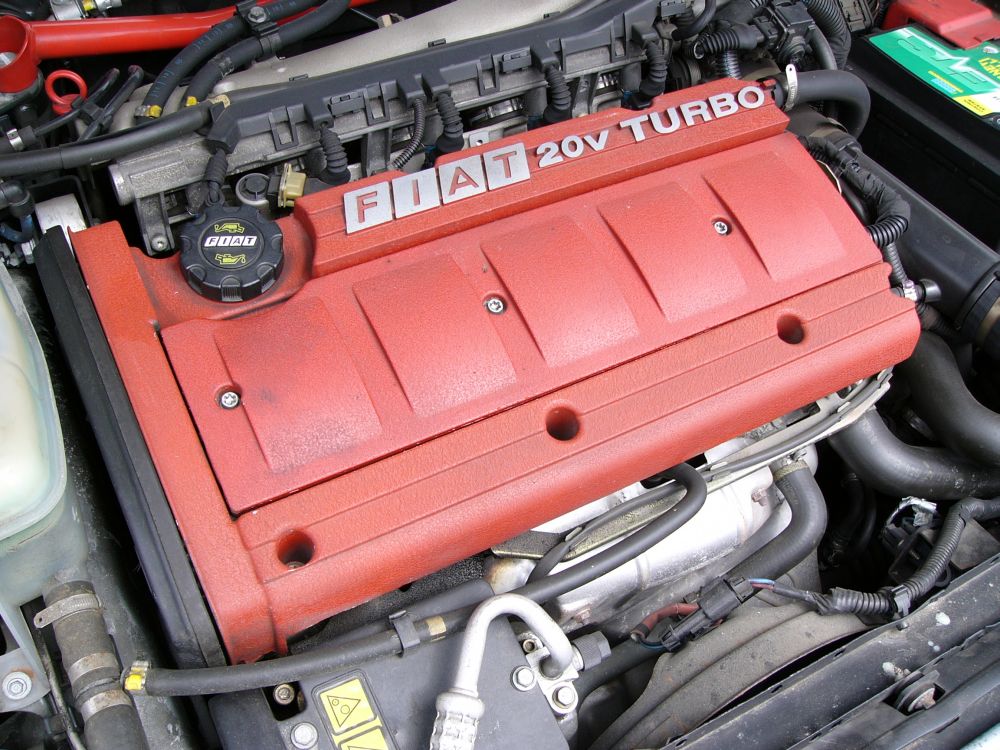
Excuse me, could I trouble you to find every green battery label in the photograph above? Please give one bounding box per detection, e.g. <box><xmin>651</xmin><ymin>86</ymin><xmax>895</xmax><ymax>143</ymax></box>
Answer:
<box><xmin>871</xmin><ymin>26</ymin><xmax>1000</xmax><ymax>117</ymax></box>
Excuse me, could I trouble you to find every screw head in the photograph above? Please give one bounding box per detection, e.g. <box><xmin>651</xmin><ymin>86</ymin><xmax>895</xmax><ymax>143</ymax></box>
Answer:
<box><xmin>272</xmin><ymin>683</ymin><xmax>296</xmax><ymax>706</ymax></box>
<box><xmin>247</xmin><ymin>5</ymin><xmax>267</xmax><ymax>21</ymax></box>
<box><xmin>150</xmin><ymin>234</ymin><xmax>169</xmax><ymax>252</ymax></box>
<box><xmin>713</xmin><ymin>220</ymin><xmax>731</xmax><ymax>236</ymax></box>
<box><xmin>289</xmin><ymin>722</ymin><xmax>318</xmax><ymax>749</ymax></box>
<box><xmin>484</xmin><ymin>296</ymin><xmax>506</xmax><ymax>314</ymax></box>
<box><xmin>511</xmin><ymin>666</ymin><xmax>537</xmax><ymax>691</ymax></box>
<box><xmin>219</xmin><ymin>391</ymin><xmax>240</xmax><ymax>409</ymax></box>
<box><xmin>553</xmin><ymin>683</ymin><xmax>577</xmax><ymax>709</ymax></box>
<box><xmin>522</xmin><ymin>638</ymin><xmax>539</xmax><ymax>654</ymax></box>
<box><xmin>2</xmin><ymin>671</ymin><xmax>32</xmax><ymax>701</ymax></box>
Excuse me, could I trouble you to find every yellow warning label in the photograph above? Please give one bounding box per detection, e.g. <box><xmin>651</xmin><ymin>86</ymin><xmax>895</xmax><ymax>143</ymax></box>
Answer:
<box><xmin>339</xmin><ymin>726</ymin><xmax>391</xmax><ymax>750</ymax></box>
<box><xmin>320</xmin><ymin>678</ymin><xmax>376</xmax><ymax>734</ymax></box>
<box><xmin>317</xmin><ymin>675</ymin><xmax>395</xmax><ymax>749</ymax></box>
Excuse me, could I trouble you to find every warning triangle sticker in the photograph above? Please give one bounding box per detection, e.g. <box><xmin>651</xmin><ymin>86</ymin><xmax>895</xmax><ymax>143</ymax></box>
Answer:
<box><xmin>325</xmin><ymin>694</ymin><xmax>362</xmax><ymax>729</ymax></box>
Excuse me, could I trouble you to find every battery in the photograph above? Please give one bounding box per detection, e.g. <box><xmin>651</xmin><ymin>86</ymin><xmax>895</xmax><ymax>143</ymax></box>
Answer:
<box><xmin>850</xmin><ymin>23</ymin><xmax>1000</xmax><ymax>250</ymax></box>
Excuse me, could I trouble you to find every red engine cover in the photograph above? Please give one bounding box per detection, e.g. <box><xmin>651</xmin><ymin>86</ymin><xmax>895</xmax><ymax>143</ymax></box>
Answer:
<box><xmin>73</xmin><ymin>79</ymin><xmax>919</xmax><ymax>662</ymax></box>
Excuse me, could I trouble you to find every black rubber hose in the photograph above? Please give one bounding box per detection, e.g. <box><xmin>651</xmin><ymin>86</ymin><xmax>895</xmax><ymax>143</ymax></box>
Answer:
<box><xmin>808</xmin><ymin>26</ymin><xmax>838</xmax><ymax>71</ymax></box>
<box><xmin>575</xmin><ymin>640</ymin><xmax>654</xmax><ymax>701</ymax></box>
<box><xmin>389</xmin><ymin>98</ymin><xmax>427</xmax><ymax>170</ymax></box>
<box><xmin>516</xmin><ymin>464</ymin><xmax>707</xmax><ymax>603</ymax></box>
<box><xmin>820</xmin><ymin>496</ymin><xmax>1000</xmax><ymax>616</ymax></box>
<box><xmin>0</xmin><ymin>105</ymin><xmax>211</xmax><ymax>177</ymax></box>
<box><xmin>34</xmin><ymin>68</ymin><xmax>120</xmax><ymax>139</ymax></box>
<box><xmin>203</xmin><ymin>148</ymin><xmax>229</xmax><ymax>205</ymax></box>
<box><xmin>828</xmin><ymin>410</ymin><xmax>1000</xmax><ymax>500</ymax></box>
<box><xmin>542</xmin><ymin>65</ymin><xmax>573</xmax><ymax>124</ymax></box>
<box><xmin>138</xmin><ymin>465</ymin><xmax>707</xmax><ymax>696</ymax></box>
<box><xmin>900</xmin><ymin>332</ymin><xmax>1000</xmax><ymax>466</ymax></box>
<box><xmin>527</xmin><ymin>473</ymin><xmax>692</xmax><ymax>583</ymax></box>
<box><xmin>316</xmin><ymin>126</ymin><xmax>350</xmax><ymax>185</ymax></box>
<box><xmin>803</xmin><ymin>0</ymin><xmax>851</xmax><ymax>68</ymax></box>
<box><xmin>185</xmin><ymin>0</ymin><xmax>350</xmax><ymax>104</ymax></box>
<box><xmin>822</xmin><ymin>473</ymin><xmax>866</xmax><ymax>565</ymax></box>
<box><xmin>141</xmin><ymin>0</ymin><xmax>321</xmax><ymax>117</ymax></box>
<box><xmin>79</xmin><ymin>65</ymin><xmax>145</xmax><ymax>141</ymax></box>
<box><xmin>779</xmin><ymin>70</ymin><xmax>871</xmax><ymax>136</ymax></box>
<box><xmin>730</xmin><ymin>461</ymin><xmax>828</xmax><ymax>582</ymax></box>
<box><xmin>673</xmin><ymin>0</ymin><xmax>718</xmax><ymax>40</ymax></box>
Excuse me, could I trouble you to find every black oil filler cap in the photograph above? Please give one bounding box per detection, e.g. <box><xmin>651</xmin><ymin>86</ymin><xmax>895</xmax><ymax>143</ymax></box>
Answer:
<box><xmin>178</xmin><ymin>205</ymin><xmax>283</xmax><ymax>302</ymax></box>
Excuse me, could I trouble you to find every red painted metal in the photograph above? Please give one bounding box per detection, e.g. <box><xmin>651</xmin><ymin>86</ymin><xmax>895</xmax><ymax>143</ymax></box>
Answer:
<box><xmin>72</xmin><ymin>80</ymin><xmax>920</xmax><ymax>662</ymax></box>
<box><xmin>883</xmin><ymin>0</ymin><xmax>1000</xmax><ymax>49</ymax></box>
<box><xmin>0</xmin><ymin>0</ymin><xmax>376</xmax><ymax>93</ymax></box>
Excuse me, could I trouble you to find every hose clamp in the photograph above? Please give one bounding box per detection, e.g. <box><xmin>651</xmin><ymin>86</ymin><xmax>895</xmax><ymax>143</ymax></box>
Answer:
<box><xmin>389</xmin><ymin>610</ymin><xmax>421</xmax><ymax>653</ymax></box>
<box><xmin>783</xmin><ymin>63</ymin><xmax>799</xmax><ymax>111</ymax></box>
<box><xmin>123</xmin><ymin>660</ymin><xmax>150</xmax><ymax>695</ymax></box>
<box><xmin>33</xmin><ymin>592</ymin><xmax>100</xmax><ymax>629</ymax></box>
<box><xmin>4</xmin><ymin>129</ymin><xmax>24</xmax><ymax>152</ymax></box>
<box><xmin>79</xmin><ymin>687</ymin><xmax>133</xmax><ymax>722</ymax></box>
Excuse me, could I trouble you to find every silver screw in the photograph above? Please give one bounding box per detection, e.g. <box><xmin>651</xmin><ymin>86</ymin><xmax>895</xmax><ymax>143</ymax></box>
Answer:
<box><xmin>511</xmin><ymin>666</ymin><xmax>537</xmax><ymax>692</ymax></box>
<box><xmin>484</xmin><ymin>296</ymin><xmax>506</xmax><ymax>315</ymax></box>
<box><xmin>218</xmin><ymin>391</ymin><xmax>240</xmax><ymax>409</ymax></box>
<box><xmin>289</xmin><ymin>722</ymin><xmax>318</xmax><ymax>749</ymax></box>
<box><xmin>713</xmin><ymin>220</ymin><xmax>731</xmax><ymax>236</ymax></box>
<box><xmin>553</xmin><ymin>683</ymin><xmax>577</xmax><ymax>709</ymax></box>
<box><xmin>521</xmin><ymin>638</ymin><xmax>539</xmax><ymax>654</ymax></box>
<box><xmin>247</xmin><ymin>5</ymin><xmax>267</xmax><ymax>22</ymax></box>
<box><xmin>272</xmin><ymin>683</ymin><xmax>296</xmax><ymax>706</ymax></box>
<box><xmin>2</xmin><ymin>671</ymin><xmax>32</xmax><ymax>701</ymax></box>
<box><xmin>150</xmin><ymin>234</ymin><xmax>169</xmax><ymax>252</ymax></box>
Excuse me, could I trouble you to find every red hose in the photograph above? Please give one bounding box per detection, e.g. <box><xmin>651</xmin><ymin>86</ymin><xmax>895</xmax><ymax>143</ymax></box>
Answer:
<box><xmin>0</xmin><ymin>0</ymin><xmax>377</xmax><ymax>92</ymax></box>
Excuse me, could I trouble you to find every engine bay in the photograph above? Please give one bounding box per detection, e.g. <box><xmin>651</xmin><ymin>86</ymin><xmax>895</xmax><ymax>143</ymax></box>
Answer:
<box><xmin>1</xmin><ymin>0</ymin><xmax>1000</xmax><ymax>748</ymax></box>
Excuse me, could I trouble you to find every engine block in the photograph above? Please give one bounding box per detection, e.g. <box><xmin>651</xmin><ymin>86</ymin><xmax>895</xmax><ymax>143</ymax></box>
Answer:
<box><xmin>72</xmin><ymin>79</ymin><xmax>918</xmax><ymax>662</ymax></box>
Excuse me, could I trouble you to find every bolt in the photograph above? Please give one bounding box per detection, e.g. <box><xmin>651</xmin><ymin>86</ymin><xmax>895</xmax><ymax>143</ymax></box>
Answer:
<box><xmin>511</xmin><ymin>666</ymin><xmax>537</xmax><ymax>692</ymax></box>
<box><xmin>289</xmin><ymin>722</ymin><xmax>318</xmax><ymax>749</ymax></box>
<box><xmin>2</xmin><ymin>672</ymin><xmax>32</xmax><ymax>701</ymax></box>
<box><xmin>553</xmin><ymin>683</ymin><xmax>577</xmax><ymax>709</ymax></box>
<box><xmin>522</xmin><ymin>638</ymin><xmax>539</xmax><ymax>654</ymax></box>
<box><xmin>272</xmin><ymin>683</ymin><xmax>296</xmax><ymax>706</ymax></box>
<box><xmin>484</xmin><ymin>296</ymin><xmax>506</xmax><ymax>314</ymax></box>
<box><xmin>713</xmin><ymin>220</ymin><xmax>731</xmax><ymax>236</ymax></box>
<box><xmin>218</xmin><ymin>390</ymin><xmax>240</xmax><ymax>409</ymax></box>
<box><xmin>247</xmin><ymin>5</ymin><xmax>267</xmax><ymax>22</ymax></box>
<box><xmin>905</xmin><ymin>687</ymin><xmax>937</xmax><ymax>713</ymax></box>
<box><xmin>150</xmin><ymin>234</ymin><xmax>169</xmax><ymax>252</ymax></box>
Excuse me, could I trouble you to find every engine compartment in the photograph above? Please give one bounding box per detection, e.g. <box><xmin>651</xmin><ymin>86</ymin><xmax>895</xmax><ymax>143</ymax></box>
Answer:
<box><xmin>1</xmin><ymin>0</ymin><xmax>999</xmax><ymax>748</ymax></box>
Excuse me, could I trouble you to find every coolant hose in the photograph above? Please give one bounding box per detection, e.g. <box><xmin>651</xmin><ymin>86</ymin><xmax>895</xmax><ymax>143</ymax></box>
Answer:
<box><xmin>777</xmin><ymin>70</ymin><xmax>871</xmax><ymax>136</ymax></box>
<box><xmin>628</xmin><ymin>40</ymin><xmax>669</xmax><ymax>107</ymax></box>
<box><xmin>130</xmin><ymin>466</ymin><xmax>706</xmax><ymax>697</ymax></box>
<box><xmin>729</xmin><ymin>460</ymin><xmax>828</xmax><ymax>582</ymax></box>
<box><xmin>140</xmin><ymin>0</ymin><xmax>321</xmax><ymax>118</ymax></box>
<box><xmin>802</xmin><ymin>0</ymin><xmax>850</xmax><ymax>68</ymax></box>
<box><xmin>818</xmin><ymin>497</ymin><xmax>1000</xmax><ymax>616</ymax></box>
<box><xmin>828</xmin><ymin>409</ymin><xmax>1000</xmax><ymax>500</ymax></box>
<box><xmin>430</xmin><ymin>595</ymin><xmax>573</xmax><ymax>750</ymax></box>
<box><xmin>900</xmin><ymin>332</ymin><xmax>1000</xmax><ymax>466</ymax></box>
<box><xmin>808</xmin><ymin>26</ymin><xmax>838</xmax><ymax>71</ymax></box>
<box><xmin>184</xmin><ymin>0</ymin><xmax>351</xmax><ymax>104</ymax></box>
<box><xmin>42</xmin><ymin>582</ymin><xmax>148</xmax><ymax>750</ymax></box>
